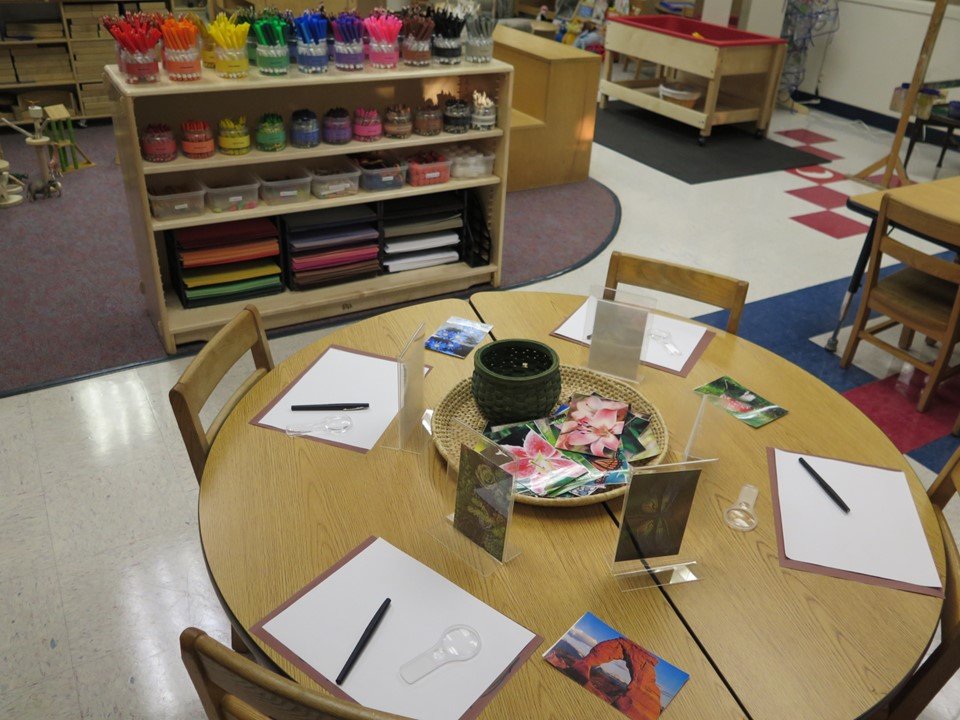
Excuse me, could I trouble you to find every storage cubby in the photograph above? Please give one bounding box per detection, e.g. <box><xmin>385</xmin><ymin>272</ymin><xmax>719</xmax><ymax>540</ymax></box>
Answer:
<box><xmin>107</xmin><ymin>60</ymin><xmax>512</xmax><ymax>351</ymax></box>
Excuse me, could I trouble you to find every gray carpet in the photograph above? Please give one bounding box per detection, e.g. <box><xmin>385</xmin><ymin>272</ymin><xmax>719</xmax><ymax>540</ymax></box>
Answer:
<box><xmin>595</xmin><ymin>100</ymin><xmax>828</xmax><ymax>184</ymax></box>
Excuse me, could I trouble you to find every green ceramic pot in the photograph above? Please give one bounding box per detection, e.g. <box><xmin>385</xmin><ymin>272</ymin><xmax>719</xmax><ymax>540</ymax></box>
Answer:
<box><xmin>472</xmin><ymin>339</ymin><xmax>561</xmax><ymax>424</ymax></box>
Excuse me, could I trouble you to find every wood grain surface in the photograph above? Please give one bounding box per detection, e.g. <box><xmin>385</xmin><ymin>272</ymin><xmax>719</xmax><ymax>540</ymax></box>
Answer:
<box><xmin>469</xmin><ymin>290</ymin><xmax>946</xmax><ymax>720</ymax></box>
<box><xmin>200</xmin><ymin>298</ymin><xmax>746</xmax><ymax>720</ymax></box>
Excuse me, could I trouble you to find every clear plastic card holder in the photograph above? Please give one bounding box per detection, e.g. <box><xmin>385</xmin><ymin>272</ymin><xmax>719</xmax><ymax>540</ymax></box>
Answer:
<box><xmin>584</xmin><ymin>285</ymin><xmax>657</xmax><ymax>384</ymax></box>
<box><xmin>428</xmin><ymin>420</ymin><xmax>521</xmax><ymax>577</ymax></box>
<box><xmin>666</xmin><ymin>390</ymin><xmax>728</xmax><ymax>464</ymax></box>
<box><xmin>384</xmin><ymin>323</ymin><xmax>428</xmax><ymax>454</ymax></box>
<box><xmin>608</xmin><ymin>459</ymin><xmax>718</xmax><ymax>591</ymax></box>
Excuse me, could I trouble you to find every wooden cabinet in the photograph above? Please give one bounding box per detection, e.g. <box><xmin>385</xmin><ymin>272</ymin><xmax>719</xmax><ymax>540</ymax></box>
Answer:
<box><xmin>106</xmin><ymin>61</ymin><xmax>513</xmax><ymax>352</ymax></box>
<box><xmin>493</xmin><ymin>25</ymin><xmax>598</xmax><ymax>191</ymax></box>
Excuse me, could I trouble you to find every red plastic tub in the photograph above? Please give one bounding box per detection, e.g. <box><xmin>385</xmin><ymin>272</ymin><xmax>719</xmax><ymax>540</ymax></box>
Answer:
<box><xmin>610</xmin><ymin>15</ymin><xmax>785</xmax><ymax>47</ymax></box>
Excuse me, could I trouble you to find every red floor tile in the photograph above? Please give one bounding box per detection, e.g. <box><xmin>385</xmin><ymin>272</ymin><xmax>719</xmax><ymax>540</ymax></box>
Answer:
<box><xmin>843</xmin><ymin>372</ymin><xmax>960</xmax><ymax>453</ymax></box>
<box><xmin>787</xmin><ymin>185</ymin><xmax>849</xmax><ymax>209</ymax></box>
<box><xmin>787</xmin><ymin>165</ymin><xmax>846</xmax><ymax>184</ymax></box>
<box><xmin>797</xmin><ymin>145</ymin><xmax>843</xmax><ymax>161</ymax></box>
<box><xmin>791</xmin><ymin>210</ymin><xmax>870</xmax><ymax>239</ymax></box>
<box><xmin>777</xmin><ymin>129</ymin><xmax>835</xmax><ymax>144</ymax></box>
<box><xmin>866</xmin><ymin>173</ymin><xmax>905</xmax><ymax>188</ymax></box>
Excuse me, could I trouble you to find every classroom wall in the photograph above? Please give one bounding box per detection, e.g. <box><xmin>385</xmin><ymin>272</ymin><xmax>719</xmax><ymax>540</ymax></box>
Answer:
<box><xmin>799</xmin><ymin>0</ymin><xmax>960</xmax><ymax>117</ymax></box>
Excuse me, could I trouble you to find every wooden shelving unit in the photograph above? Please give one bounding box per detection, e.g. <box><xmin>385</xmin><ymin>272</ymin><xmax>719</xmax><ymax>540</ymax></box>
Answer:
<box><xmin>105</xmin><ymin>60</ymin><xmax>513</xmax><ymax>353</ymax></box>
<box><xmin>0</xmin><ymin>0</ymin><xmax>134</xmax><ymax>121</ymax></box>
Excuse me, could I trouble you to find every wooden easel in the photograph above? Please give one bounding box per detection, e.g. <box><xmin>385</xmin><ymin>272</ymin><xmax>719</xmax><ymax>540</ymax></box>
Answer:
<box><xmin>43</xmin><ymin>103</ymin><xmax>94</xmax><ymax>173</ymax></box>
<box><xmin>853</xmin><ymin>0</ymin><xmax>947</xmax><ymax>188</ymax></box>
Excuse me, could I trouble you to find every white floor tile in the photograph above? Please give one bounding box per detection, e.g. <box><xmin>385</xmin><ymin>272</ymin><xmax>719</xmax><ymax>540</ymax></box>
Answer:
<box><xmin>74</xmin><ymin>644</ymin><xmax>203</xmax><ymax>720</ymax></box>
<box><xmin>0</xmin><ymin>492</ymin><xmax>57</xmax><ymax>580</ymax></box>
<box><xmin>0</xmin><ymin>565</ymin><xmax>72</xmax><ymax>694</ymax></box>
<box><xmin>0</xmin><ymin>669</ymin><xmax>81</xmax><ymax>719</ymax></box>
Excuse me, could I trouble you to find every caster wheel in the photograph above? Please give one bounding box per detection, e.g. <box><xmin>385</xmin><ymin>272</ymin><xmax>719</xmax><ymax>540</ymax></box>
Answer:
<box><xmin>697</xmin><ymin>137</ymin><xmax>706</xmax><ymax>147</ymax></box>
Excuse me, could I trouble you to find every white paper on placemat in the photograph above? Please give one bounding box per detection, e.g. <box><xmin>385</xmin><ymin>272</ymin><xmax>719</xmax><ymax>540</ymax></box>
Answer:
<box><xmin>774</xmin><ymin>449</ymin><xmax>941</xmax><ymax>589</ymax></box>
<box><xmin>553</xmin><ymin>297</ymin><xmax>708</xmax><ymax>373</ymax></box>
<box><xmin>254</xmin><ymin>347</ymin><xmax>401</xmax><ymax>452</ymax></box>
<box><xmin>258</xmin><ymin>537</ymin><xmax>539</xmax><ymax>720</ymax></box>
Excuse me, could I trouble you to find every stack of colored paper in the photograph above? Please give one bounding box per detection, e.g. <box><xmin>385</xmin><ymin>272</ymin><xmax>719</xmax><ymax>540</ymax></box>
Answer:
<box><xmin>281</xmin><ymin>206</ymin><xmax>381</xmax><ymax>290</ymax></box>
<box><xmin>171</xmin><ymin>218</ymin><xmax>283</xmax><ymax>307</ymax></box>
<box><xmin>381</xmin><ymin>193</ymin><xmax>462</xmax><ymax>273</ymax></box>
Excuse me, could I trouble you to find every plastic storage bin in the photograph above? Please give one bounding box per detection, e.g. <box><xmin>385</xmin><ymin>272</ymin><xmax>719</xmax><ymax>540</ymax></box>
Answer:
<box><xmin>406</xmin><ymin>153</ymin><xmax>452</xmax><ymax>186</ymax></box>
<box><xmin>146</xmin><ymin>180</ymin><xmax>204</xmax><ymax>219</ymax></box>
<box><xmin>352</xmin><ymin>154</ymin><xmax>407</xmax><ymax>191</ymax></box>
<box><xmin>199</xmin><ymin>174</ymin><xmax>260</xmax><ymax>213</ymax></box>
<box><xmin>448</xmin><ymin>146</ymin><xmax>495</xmax><ymax>179</ymax></box>
<box><xmin>658</xmin><ymin>82</ymin><xmax>701</xmax><ymax>108</ymax></box>
<box><xmin>256</xmin><ymin>169</ymin><xmax>312</xmax><ymax>205</ymax></box>
<box><xmin>309</xmin><ymin>159</ymin><xmax>361</xmax><ymax>199</ymax></box>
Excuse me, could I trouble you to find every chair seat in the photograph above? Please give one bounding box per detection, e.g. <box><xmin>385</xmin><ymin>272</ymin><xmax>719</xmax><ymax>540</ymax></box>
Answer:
<box><xmin>873</xmin><ymin>268</ymin><xmax>958</xmax><ymax>337</ymax></box>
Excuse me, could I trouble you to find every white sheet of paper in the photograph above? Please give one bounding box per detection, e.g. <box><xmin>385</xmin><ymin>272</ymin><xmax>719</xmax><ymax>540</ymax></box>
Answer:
<box><xmin>554</xmin><ymin>297</ymin><xmax>708</xmax><ymax>373</ymax></box>
<box><xmin>774</xmin><ymin>449</ymin><xmax>941</xmax><ymax>589</ymax></box>
<box><xmin>256</xmin><ymin>347</ymin><xmax>400</xmax><ymax>451</ymax></box>
<box><xmin>260</xmin><ymin>538</ymin><xmax>537</xmax><ymax>720</ymax></box>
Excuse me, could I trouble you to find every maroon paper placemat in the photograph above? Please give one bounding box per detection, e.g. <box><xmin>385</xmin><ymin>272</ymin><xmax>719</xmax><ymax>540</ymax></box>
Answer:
<box><xmin>549</xmin><ymin>305</ymin><xmax>714</xmax><ymax>378</ymax></box>
<box><xmin>250</xmin><ymin>536</ymin><xmax>543</xmax><ymax>719</ymax></box>
<box><xmin>766</xmin><ymin>447</ymin><xmax>944</xmax><ymax>598</ymax></box>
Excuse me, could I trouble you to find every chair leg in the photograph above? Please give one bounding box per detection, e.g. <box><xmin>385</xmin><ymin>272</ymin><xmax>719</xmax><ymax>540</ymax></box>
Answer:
<box><xmin>952</xmin><ymin>412</ymin><xmax>960</xmax><ymax>437</ymax></box>
<box><xmin>231</xmin><ymin>626</ymin><xmax>251</xmax><ymax>654</ymax></box>
<box><xmin>899</xmin><ymin>327</ymin><xmax>915</xmax><ymax>350</ymax></box>
<box><xmin>917</xmin><ymin>349</ymin><xmax>952</xmax><ymax>412</ymax></box>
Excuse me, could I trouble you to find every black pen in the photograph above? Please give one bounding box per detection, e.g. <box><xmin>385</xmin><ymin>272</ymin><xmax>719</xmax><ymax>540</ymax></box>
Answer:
<box><xmin>336</xmin><ymin>598</ymin><xmax>391</xmax><ymax>685</ymax></box>
<box><xmin>291</xmin><ymin>403</ymin><xmax>370</xmax><ymax>411</ymax></box>
<box><xmin>798</xmin><ymin>457</ymin><xmax>851</xmax><ymax>514</ymax></box>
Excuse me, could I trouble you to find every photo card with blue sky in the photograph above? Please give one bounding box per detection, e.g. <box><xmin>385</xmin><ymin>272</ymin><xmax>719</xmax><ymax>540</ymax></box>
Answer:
<box><xmin>543</xmin><ymin>612</ymin><xmax>689</xmax><ymax>720</ymax></box>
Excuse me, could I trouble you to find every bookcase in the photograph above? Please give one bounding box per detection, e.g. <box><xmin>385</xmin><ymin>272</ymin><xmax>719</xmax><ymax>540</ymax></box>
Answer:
<box><xmin>0</xmin><ymin>0</ymin><xmax>174</xmax><ymax>124</ymax></box>
<box><xmin>105</xmin><ymin>60</ymin><xmax>513</xmax><ymax>353</ymax></box>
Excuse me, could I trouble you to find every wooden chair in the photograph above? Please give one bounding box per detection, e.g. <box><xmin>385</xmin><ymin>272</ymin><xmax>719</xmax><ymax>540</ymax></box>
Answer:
<box><xmin>181</xmin><ymin>627</ymin><xmax>412</xmax><ymax>720</ymax></box>
<box><xmin>603</xmin><ymin>252</ymin><xmax>749</xmax><ymax>334</ymax></box>
<box><xmin>839</xmin><ymin>196</ymin><xmax>960</xmax><ymax>412</ymax></box>
<box><xmin>881</xmin><ymin>446</ymin><xmax>960</xmax><ymax>720</ymax></box>
<box><xmin>169</xmin><ymin>304</ymin><xmax>274</xmax><ymax>484</ymax></box>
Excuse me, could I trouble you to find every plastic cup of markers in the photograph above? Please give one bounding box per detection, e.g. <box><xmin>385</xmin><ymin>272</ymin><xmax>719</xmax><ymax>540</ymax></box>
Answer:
<box><xmin>465</xmin><ymin>36</ymin><xmax>493</xmax><ymax>63</ymax></box>
<box><xmin>296</xmin><ymin>40</ymin><xmax>328</xmax><ymax>73</ymax></box>
<box><xmin>257</xmin><ymin>44</ymin><xmax>289</xmax><ymax>75</ymax></box>
<box><xmin>215</xmin><ymin>47</ymin><xmax>249</xmax><ymax>79</ymax></box>
<box><xmin>401</xmin><ymin>36</ymin><xmax>431</xmax><ymax>66</ymax></box>
<box><xmin>432</xmin><ymin>36</ymin><xmax>462</xmax><ymax>65</ymax></box>
<box><xmin>121</xmin><ymin>48</ymin><xmax>159</xmax><ymax>83</ymax></box>
<box><xmin>334</xmin><ymin>40</ymin><xmax>364</xmax><ymax>71</ymax></box>
<box><xmin>368</xmin><ymin>40</ymin><xmax>398</xmax><ymax>69</ymax></box>
<box><xmin>163</xmin><ymin>46</ymin><xmax>202</xmax><ymax>81</ymax></box>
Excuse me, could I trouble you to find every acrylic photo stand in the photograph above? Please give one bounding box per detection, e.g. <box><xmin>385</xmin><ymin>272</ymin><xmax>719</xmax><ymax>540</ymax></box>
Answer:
<box><xmin>584</xmin><ymin>286</ymin><xmax>656</xmax><ymax>384</ymax></box>
<box><xmin>609</xmin><ymin>458</ymin><xmax>719</xmax><ymax>592</ymax></box>
<box><xmin>384</xmin><ymin>323</ymin><xmax>428</xmax><ymax>455</ymax></box>
<box><xmin>428</xmin><ymin>421</ymin><xmax>522</xmax><ymax>577</ymax></box>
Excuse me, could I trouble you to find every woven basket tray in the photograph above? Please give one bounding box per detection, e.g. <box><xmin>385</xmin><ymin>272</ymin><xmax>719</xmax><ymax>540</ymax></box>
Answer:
<box><xmin>432</xmin><ymin>365</ymin><xmax>669</xmax><ymax>507</ymax></box>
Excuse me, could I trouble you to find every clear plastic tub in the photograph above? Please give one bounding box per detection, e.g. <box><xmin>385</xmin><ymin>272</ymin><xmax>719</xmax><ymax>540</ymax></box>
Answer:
<box><xmin>146</xmin><ymin>180</ymin><xmax>204</xmax><ymax>219</ymax></box>
<box><xmin>658</xmin><ymin>82</ymin><xmax>701</xmax><ymax>108</ymax></box>
<box><xmin>199</xmin><ymin>174</ymin><xmax>260</xmax><ymax>213</ymax></box>
<box><xmin>448</xmin><ymin>146</ymin><xmax>495</xmax><ymax>179</ymax></box>
<box><xmin>255</xmin><ymin>169</ymin><xmax>312</xmax><ymax>205</ymax></box>
<box><xmin>406</xmin><ymin>156</ymin><xmax>452</xmax><ymax>186</ymax></box>
<box><xmin>308</xmin><ymin>159</ymin><xmax>361</xmax><ymax>199</ymax></box>
<box><xmin>352</xmin><ymin>154</ymin><xmax>407</xmax><ymax>191</ymax></box>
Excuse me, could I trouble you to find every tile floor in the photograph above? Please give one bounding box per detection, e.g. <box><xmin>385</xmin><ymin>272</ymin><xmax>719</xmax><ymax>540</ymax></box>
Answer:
<box><xmin>2</xmin><ymin>106</ymin><xmax>959</xmax><ymax>719</ymax></box>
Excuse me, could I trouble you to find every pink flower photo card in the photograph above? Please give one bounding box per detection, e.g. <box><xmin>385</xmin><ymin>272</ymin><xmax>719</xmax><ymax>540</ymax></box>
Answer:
<box><xmin>554</xmin><ymin>394</ymin><xmax>630</xmax><ymax>459</ymax></box>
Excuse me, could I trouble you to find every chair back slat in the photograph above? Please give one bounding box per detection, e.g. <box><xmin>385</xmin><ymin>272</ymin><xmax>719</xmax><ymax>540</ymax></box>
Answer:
<box><xmin>878</xmin><ymin>235</ymin><xmax>960</xmax><ymax>285</ymax></box>
<box><xmin>603</xmin><ymin>252</ymin><xmax>749</xmax><ymax>334</ymax></box>
<box><xmin>169</xmin><ymin>305</ymin><xmax>274</xmax><ymax>483</ymax></box>
<box><xmin>181</xmin><ymin>628</ymin><xmax>412</xmax><ymax>720</ymax></box>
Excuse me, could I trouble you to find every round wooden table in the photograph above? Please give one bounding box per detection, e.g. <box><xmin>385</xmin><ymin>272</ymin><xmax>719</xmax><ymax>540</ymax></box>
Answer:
<box><xmin>199</xmin><ymin>292</ymin><xmax>946</xmax><ymax>720</ymax></box>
